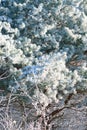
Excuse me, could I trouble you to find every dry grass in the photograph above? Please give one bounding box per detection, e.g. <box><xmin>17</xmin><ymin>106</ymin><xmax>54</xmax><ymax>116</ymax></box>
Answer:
<box><xmin>0</xmin><ymin>90</ymin><xmax>52</xmax><ymax>130</ymax></box>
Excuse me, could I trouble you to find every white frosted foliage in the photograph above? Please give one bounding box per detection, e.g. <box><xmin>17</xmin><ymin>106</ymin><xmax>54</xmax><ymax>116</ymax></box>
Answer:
<box><xmin>0</xmin><ymin>0</ymin><xmax>87</xmax><ymax>108</ymax></box>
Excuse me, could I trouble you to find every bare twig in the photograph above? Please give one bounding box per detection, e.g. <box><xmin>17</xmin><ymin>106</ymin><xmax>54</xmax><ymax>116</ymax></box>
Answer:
<box><xmin>0</xmin><ymin>70</ymin><xmax>11</xmax><ymax>80</ymax></box>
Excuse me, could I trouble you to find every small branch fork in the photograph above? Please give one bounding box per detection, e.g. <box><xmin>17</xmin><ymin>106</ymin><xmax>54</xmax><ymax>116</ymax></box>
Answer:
<box><xmin>35</xmin><ymin>91</ymin><xmax>87</xmax><ymax>130</ymax></box>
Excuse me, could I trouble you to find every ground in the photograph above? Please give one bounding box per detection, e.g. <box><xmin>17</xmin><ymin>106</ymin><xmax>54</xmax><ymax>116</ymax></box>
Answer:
<box><xmin>0</xmin><ymin>91</ymin><xmax>87</xmax><ymax>130</ymax></box>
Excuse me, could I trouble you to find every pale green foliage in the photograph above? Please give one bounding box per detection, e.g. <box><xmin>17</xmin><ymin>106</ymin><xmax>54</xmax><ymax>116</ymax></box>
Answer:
<box><xmin>0</xmin><ymin>0</ymin><xmax>87</xmax><ymax>107</ymax></box>
<box><xmin>32</xmin><ymin>52</ymin><xmax>81</xmax><ymax>107</ymax></box>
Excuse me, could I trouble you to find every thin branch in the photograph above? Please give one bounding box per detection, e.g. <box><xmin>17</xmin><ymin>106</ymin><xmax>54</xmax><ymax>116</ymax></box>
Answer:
<box><xmin>0</xmin><ymin>70</ymin><xmax>11</xmax><ymax>80</ymax></box>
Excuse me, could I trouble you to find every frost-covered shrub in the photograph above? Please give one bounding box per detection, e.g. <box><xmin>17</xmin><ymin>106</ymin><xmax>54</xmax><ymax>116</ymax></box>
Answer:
<box><xmin>18</xmin><ymin>50</ymin><xmax>87</xmax><ymax>107</ymax></box>
<box><xmin>0</xmin><ymin>0</ymin><xmax>87</xmax><ymax>108</ymax></box>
